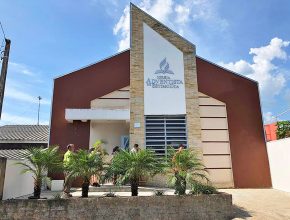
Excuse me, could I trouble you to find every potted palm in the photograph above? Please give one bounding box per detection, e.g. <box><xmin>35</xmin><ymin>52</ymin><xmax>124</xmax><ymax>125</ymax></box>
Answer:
<box><xmin>166</xmin><ymin>147</ymin><xmax>209</xmax><ymax>195</ymax></box>
<box><xmin>105</xmin><ymin>149</ymin><xmax>162</xmax><ymax>196</ymax></box>
<box><xmin>17</xmin><ymin>146</ymin><xmax>62</xmax><ymax>199</ymax></box>
<box><xmin>65</xmin><ymin>149</ymin><xmax>104</xmax><ymax>197</ymax></box>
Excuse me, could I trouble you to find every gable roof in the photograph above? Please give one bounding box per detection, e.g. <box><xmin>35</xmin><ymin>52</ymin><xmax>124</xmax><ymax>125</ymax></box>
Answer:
<box><xmin>0</xmin><ymin>149</ymin><xmax>29</xmax><ymax>160</ymax></box>
<box><xmin>130</xmin><ymin>3</ymin><xmax>195</xmax><ymax>53</ymax></box>
<box><xmin>0</xmin><ymin>125</ymin><xmax>49</xmax><ymax>143</ymax></box>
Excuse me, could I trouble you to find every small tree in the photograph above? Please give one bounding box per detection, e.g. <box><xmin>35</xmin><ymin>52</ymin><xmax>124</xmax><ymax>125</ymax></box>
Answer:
<box><xmin>105</xmin><ymin>149</ymin><xmax>162</xmax><ymax>196</ymax></box>
<box><xmin>276</xmin><ymin>121</ymin><xmax>290</xmax><ymax>139</ymax></box>
<box><xmin>65</xmin><ymin>149</ymin><xmax>104</xmax><ymax>197</ymax></box>
<box><xmin>16</xmin><ymin>146</ymin><xmax>62</xmax><ymax>199</ymax></box>
<box><xmin>166</xmin><ymin>147</ymin><xmax>209</xmax><ymax>195</ymax></box>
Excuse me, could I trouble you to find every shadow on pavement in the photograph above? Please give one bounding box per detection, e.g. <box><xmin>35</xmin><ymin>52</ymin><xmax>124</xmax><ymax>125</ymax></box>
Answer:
<box><xmin>232</xmin><ymin>205</ymin><xmax>252</xmax><ymax>219</ymax></box>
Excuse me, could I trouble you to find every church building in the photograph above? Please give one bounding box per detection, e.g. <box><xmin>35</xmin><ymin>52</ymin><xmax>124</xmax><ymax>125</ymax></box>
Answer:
<box><xmin>49</xmin><ymin>4</ymin><xmax>272</xmax><ymax>188</ymax></box>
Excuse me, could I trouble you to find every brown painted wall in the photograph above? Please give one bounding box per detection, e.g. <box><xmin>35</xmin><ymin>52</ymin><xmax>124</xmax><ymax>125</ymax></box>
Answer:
<box><xmin>49</xmin><ymin>51</ymin><xmax>130</xmax><ymax>180</ymax></box>
<box><xmin>196</xmin><ymin>57</ymin><xmax>272</xmax><ymax>188</ymax></box>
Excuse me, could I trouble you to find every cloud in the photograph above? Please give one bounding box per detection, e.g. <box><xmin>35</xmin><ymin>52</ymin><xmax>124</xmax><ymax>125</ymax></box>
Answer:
<box><xmin>113</xmin><ymin>5</ymin><xmax>130</xmax><ymax>52</ymax></box>
<box><xmin>175</xmin><ymin>4</ymin><xmax>190</xmax><ymax>25</ymax></box>
<box><xmin>9</xmin><ymin>62</ymin><xmax>35</xmax><ymax>76</ymax></box>
<box><xmin>113</xmin><ymin>0</ymin><xmax>228</xmax><ymax>52</ymax></box>
<box><xmin>139</xmin><ymin>0</ymin><xmax>173</xmax><ymax>23</ymax></box>
<box><xmin>0</xmin><ymin>112</ymin><xmax>49</xmax><ymax>125</ymax></box>
<box><xmin>5</xmin><ymin>86</ymin><xmax>50</xmax><ymax>105</ymax></box>
<box><xmin>264</xmin><ymin>112</ymin><xmax>276</xmax><ymax>124</ymax></box>
<box><xmin>190</xmin><ymin>0</ymin><xmax>228</xmax><ymax>29</ymax></box>
<box><xmin>219</xmin><ymin>37</ymin><xmax>289</xmax><ymax>98</ymax></box>
<box><xmin>113</xmin><ymin>0</ymin><xmax>174</xmax><ymax>52</ymax></box>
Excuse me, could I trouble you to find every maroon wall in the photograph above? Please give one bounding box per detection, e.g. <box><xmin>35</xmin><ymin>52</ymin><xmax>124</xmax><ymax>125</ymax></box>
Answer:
<box><xmin>49</xmin><ymin>50</ymin><xmax>130</xmax><ymax>152</ymax></box>
<box><xmin>196</xmin><ymin>56</ymin><xmax>272</xmax><ymax>188</ymax></box>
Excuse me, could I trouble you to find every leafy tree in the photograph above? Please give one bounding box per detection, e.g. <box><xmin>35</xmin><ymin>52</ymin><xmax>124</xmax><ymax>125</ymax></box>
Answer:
<box><xmin>16</xmin><ymin>146</ymin><xmax>62</xmax><ymax>199</ymax></box>
<box><xmin>105</xmin><ymin>149</ymin><xmax>162</xmax><ymax>196</ymax></box>
<box><xmin>65</xmin><ymin>149</ymin><xmax>104</xmax><ymax>197</ymax></box>
<box><xmin>165</xmin><ymin>147</ymin><xmax>209</xmax><ymax>195</ymax></box>
<box><xmin>276</xmin><ymin>121</ymin><xmax>290</xmax><ymax>139</ymax></box>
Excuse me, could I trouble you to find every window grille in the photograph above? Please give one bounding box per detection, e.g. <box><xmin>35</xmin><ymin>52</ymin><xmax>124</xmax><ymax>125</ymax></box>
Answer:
<box><xmin>145</xmin><ymin>115</ymin><xmax>187</xmax><ymax>157</ymax></box>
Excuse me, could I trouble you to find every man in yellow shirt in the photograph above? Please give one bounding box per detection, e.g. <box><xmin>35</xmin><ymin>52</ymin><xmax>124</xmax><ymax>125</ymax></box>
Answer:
<box><xmin>62</xmin><ymin>144</ymin><xmax>75</xmax><ymax>198</ymax></box>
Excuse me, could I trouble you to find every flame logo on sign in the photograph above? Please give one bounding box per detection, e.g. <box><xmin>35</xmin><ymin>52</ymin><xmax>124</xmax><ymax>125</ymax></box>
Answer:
<box><xmin>155</xmin><ymin>58</ymin><xmax>174</xmax><ymax>74</ymax></box>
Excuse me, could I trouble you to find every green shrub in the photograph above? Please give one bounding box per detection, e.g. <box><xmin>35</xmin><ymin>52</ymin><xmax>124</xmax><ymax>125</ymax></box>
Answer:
<box><xmin>16</xmin><ymin>146</ymin><xmax>62</xmax><ymax>199</ymax></box>
<box><xmin>190</xmin><ymin>182</ymin><xmax>217</xmax><ymax>195</ymax></box>
<box><xmin>165</xmin><ymin>147</ymin><xmax>209</xmax><ymax>195</ymax></box>
<box><xmin>65</xmin><ymin>149</ymin><xmax>104</xmax><ymax>198</ymax></box>
<box><xmin>276</xmin><ymin>121</ymin><xmax>290</xmax><ymax>139</ymax></box>
<box><xmin>104</xmin><ymin>149</ymin><xmax>163</xmax><ymax>196</ymax></box>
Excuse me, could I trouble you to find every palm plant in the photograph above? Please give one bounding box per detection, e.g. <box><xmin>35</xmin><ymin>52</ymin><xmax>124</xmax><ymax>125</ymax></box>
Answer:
<box><xmin>166</xmin><ymin>147</ymin><xmax>209</xmax><ymax>195</ymax></box>
<box><xmin>16</xmin><ymin>146</ymin><xmax>62</xmax><ymax>199</ymax></box>
<box><xmin>105</xmin><ymin>149</ymin><xmax>162</xmax><ymax>196</ymax></box>
<box><xmin>65</xmin><ymin>149</ymin><xmax>104</xmax><ymax>197</ymax></box>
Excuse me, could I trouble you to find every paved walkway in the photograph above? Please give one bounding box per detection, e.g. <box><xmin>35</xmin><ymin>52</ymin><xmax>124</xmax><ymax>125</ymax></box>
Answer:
<box><xmin>221</xmin><ymin>189</ymin><xmax>290</xmax><ymax>220</ymax></box>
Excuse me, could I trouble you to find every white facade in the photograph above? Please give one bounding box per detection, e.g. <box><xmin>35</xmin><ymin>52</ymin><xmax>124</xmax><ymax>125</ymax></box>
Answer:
<box><xmin>143</xmin><ymin>23</ymin><xmax>186</xmax><ymax>115</ymax></box>
<box><xmin>267</xmin><ymin>138</ymin><xmax>290</xmax><ymax>192</ymax></box>
<box><xmin>3</xmin><ymin>159</ymin><xmax>33</xmax><ymax>200</ymax></box>
<box><xmin>65</xmin><ymin>109</ymin><xmax>129</xmax><ymax>122</ymax></box>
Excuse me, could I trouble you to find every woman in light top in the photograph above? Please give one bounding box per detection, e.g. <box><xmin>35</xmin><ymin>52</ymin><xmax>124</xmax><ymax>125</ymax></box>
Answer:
<box><xmin>130</xmin><ymin>144</ymin><xmax>140</xmax><ymax>153</ymax></box>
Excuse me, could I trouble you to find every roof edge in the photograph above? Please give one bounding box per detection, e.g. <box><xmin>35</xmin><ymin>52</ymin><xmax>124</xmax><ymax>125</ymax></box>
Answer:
<box><xmin>196</xmin><ymin>55</ymin><xmax>258</xmax><ymax>84</ymax></box>
<box><xmin>130</xmin><ymin>3</ymin><xmax>196</xmax><ymax>50</ymax></box>
<box><xmin>54</xmin><ymin>49</ymin><xmax>130</xmax><ymax>80</ymax></box>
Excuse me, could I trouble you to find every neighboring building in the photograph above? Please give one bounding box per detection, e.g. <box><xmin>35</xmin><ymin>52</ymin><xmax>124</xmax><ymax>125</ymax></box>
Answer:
<box><xmin>50</xmin><ymin>4</ymin><xmax>272</xmax><ymax>188</ymax></box>
<box><xmin>0</xmin><ymin>125</ymin><xmax>49</xmax><ymax>199</ymax></box>
<box><xmin>267</xmin><ymin>137</ymin><xmax>290</xmax><ymax>193</ymax></box>
<box><xmin>0</xmin><ymin>125</ymin><xmax>49</xmax><ymax>149</ymax></box>
<box><xmin>264</xmin><ymin>123</ymin><xmax>277</xmax><ymax>142</ymax></box>
<box><xmin>0</xmin><ymin>149</ymin><xmax>34</xmax><ymax>200</ymax></box>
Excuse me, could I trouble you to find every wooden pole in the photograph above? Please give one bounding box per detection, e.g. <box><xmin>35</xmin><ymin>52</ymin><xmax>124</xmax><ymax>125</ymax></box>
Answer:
<box><xmin>0</xmin><ymin>39</ymin><xmax>11</xmax><ymax>119</ymax></box>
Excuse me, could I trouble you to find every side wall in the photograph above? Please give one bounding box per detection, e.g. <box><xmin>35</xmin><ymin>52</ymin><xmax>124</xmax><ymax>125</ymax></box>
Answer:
<box><xmin>49</xmin><ymin>51</ymin><xmax>130</xmax><ymax>180</ymax></box>
<box><xmin>49</xmin><ymin>51</ymin><xmax>130</xmax><ymax>151</ymax></box>
<box><xmin>196</xmin><ymin>57</ymin><xmax>272</xmax><ymax>188</ymax></box>
<box><xmin>3</xmin><ymin>160</ymin><xmax>33</xmax><ymax>200</ymax></box>
<box><xmin>267</xmin><ymin>138</ymin><xmax>290</xmax><ymax>192</ymax></box>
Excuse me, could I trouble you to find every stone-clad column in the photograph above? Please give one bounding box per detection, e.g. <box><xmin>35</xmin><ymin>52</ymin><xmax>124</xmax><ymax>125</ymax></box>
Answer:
<box><xmin>130</xmin><ymin>4</ymin><xmax>145</xmax><ymax>148</ymax></box>
<box><xmin>129</xmin><ymin>4</ymin><xmax>202</xmax><ymax>153</ymax></box>
<box><xmin>184</xmin><ymin>52</ymin><xmax>202</xmax><ymax>150</ymax></box>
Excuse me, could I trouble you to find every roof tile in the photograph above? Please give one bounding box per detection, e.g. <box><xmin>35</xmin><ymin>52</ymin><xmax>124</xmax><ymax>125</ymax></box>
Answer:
<box><xmin>0</xmin><ymin>125</ymin><xmax>49</xmax><ymax>142</ymax></box>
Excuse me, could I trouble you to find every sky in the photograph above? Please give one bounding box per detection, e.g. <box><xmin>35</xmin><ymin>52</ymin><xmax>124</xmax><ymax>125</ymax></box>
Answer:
<box><xmin>0</xmin><ymin>0</ymin><xmax>290</xmax><ymax>125</ymax></box>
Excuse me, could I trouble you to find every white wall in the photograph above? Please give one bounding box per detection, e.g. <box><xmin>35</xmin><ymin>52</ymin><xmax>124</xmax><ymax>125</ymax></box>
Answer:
<box><xmin>143</xmin><ymin>23</ymin><xmax>186</xmax><ymax>115</ymax></box>
<box><xmin>267</xmin><ymin>138</ymin><xmax>290</xmax><ymax>192</ymax></box>
<box><xmin>3</xmin><ymin>159</ymin><xmax>33</xmax><ymax>200</ymax></box>
<box><xmin>90</xmin><ymin>121</ymin><xmax>129</xmax><ymax>156</ymax></box>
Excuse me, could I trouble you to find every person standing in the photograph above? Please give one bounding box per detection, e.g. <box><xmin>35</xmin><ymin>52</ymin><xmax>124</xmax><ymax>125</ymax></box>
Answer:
<box><xmin>89</xmin><ymin>147</ymin><xmax>101</xmax><ymax>187</ymax></box>
<box><xmin>112</xmin><ymin>146</ymin><xmax>120</xmax><ymax>155</ymax></box>
<box><xmin>172</xmin><ymin>144</ymin><xmax>185</xmax><ymax>194</ymax></box>
<box><xmin>130</xmin><ymin>144</ymin><xmax>140</xmax><ymax>153</ymax></box>
<box><xmin>112</xmin><ymin>146</ymin><xmax>121</xmax><ymax>185</ymax></box>
<box><xmin>62</xmin><ymin>144</ymin><xmax>75</xmax><ymax>198</ymax></box>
